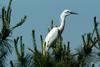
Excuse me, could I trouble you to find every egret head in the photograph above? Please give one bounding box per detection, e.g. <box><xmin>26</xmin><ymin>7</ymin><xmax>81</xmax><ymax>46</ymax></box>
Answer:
<box><xmin>60</xmin><ymin>9</ymin><xmax>78</xmax><ymax>18</ymax></box>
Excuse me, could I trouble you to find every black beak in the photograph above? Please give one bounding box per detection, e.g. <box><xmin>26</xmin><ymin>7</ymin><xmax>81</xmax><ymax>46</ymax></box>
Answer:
<box><xmin>70</xmin><ymin>12</ymin><xmax>78</xmax><ymax>15</ymax></box>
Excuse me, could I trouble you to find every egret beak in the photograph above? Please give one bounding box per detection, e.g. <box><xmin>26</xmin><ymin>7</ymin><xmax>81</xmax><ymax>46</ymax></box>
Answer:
<box><xmin>70</xmin><ymin>12</ymin><xmax>78</xmax><ymax>15</ymax></box>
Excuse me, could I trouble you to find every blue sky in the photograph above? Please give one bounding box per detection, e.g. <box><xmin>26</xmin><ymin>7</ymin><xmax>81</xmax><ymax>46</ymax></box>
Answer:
<box><xmin>0</xmin><ymin>0</ymin><xmax>100</xmax><ymax>66</ymax></box>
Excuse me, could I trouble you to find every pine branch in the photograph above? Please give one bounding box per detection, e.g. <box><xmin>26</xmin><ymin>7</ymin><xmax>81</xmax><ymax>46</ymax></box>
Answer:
<box><xmin>14</xmin><ymin>36</ymin><xmax>31</xmax><ymax>67</ymax></box>
<box><xmin>51</xmin><ymin>19</ymin><xmax>54</xmax><ymax>29</ymax></box>
<box><xmin>10</xmin><ymin>60</ymin><xmax>14</xmax><ymax>67</ymax></box>
<box><xmin>11</xmin><ymin>16</ymin><xmax>27</xmax><ymax>31</ymax></box>
<box><xmin>32</xmin><ymin>29</ymin><xmax>38</xmax><ymax>52</ymax></box>
<box><xmin>14</xmin><ymin>37</ymin><xmax>20</xmax><ymax>61</ymax></box>
<box><xmin>93</xmin><ymin>16</ymin><xmax>100</xmax><ymax>48</ymax></box>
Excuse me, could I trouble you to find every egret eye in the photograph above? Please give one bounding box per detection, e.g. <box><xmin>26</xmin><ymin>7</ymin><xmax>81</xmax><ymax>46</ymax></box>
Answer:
<box><xmin>67</xmin><ymin>11</ymin><xmax>70</xmax><ymax>13</ymax></box>
<box><xmin>64</xmin><ymin>11</ymin><xmax>70</xmax><ymax>14</ymax></box>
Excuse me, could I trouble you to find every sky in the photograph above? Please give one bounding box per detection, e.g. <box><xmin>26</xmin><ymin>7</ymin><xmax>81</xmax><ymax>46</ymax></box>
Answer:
<box><xmin>0</xmin><ymin>0</ymin><xmax>100</xmax><ymax>66</ymax></box>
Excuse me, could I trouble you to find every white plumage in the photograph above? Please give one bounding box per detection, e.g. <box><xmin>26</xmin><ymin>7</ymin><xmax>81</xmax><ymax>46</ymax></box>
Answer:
<box><xmin>44</xmin><ymin>27</ymin><xmax>59</xmax><ymax>51</ymax></box>
<box><xmin>43</xmin><ymin>9</ymin><xmax>78</xmax><ymax>55</ymax></box>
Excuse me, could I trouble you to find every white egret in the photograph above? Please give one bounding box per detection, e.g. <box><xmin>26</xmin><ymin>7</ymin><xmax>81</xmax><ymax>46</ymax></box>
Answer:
<box><xmin>43</xmin><ymin>9</ymin><xmax>78</xmax><ymax>55</ymax></box>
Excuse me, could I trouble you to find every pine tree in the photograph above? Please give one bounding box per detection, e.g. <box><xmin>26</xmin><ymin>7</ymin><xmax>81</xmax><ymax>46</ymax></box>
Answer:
<box><xmin>0</xmin><ymin>0</ymin><xmax>100</xmax><ymax>67</ymax></box>
<box><xmin>0</xmin><ymin>0</ymin><xmax>26</xmax><ymax>66</ymax></box>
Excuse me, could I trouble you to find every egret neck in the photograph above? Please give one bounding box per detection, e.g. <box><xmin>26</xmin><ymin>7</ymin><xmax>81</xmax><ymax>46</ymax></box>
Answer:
<box><xmin>58</xmin><ymin>15</ymin><xmax>66</xmax><ymax>34</ymax></box>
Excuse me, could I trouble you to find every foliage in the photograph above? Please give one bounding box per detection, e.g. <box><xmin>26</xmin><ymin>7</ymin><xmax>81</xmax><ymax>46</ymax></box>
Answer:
<box><xmin>0</xmin><ymin>0</ymin><xmax>26</xmax><ymax>67</ymax></box>
<box><xmin>28</xmin><ymin>17</ymin><xmax>100</xmax><ymax>67</ymax></box>
<box><xmin>0</xmin><ymin>0</ymin><xmax>100</xmax><ymax>67</ymax></box>
<box><xmin>10</xmin><ymin>36</ymin><xmax>32</xmax><ymax>67</ymax></box>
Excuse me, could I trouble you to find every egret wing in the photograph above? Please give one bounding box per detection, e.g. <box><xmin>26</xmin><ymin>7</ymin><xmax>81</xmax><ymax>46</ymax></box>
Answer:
<box><xmin>44</xmin><ymin>27</ymin><xmax>59</xmax><ymax>50</ymax></box>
